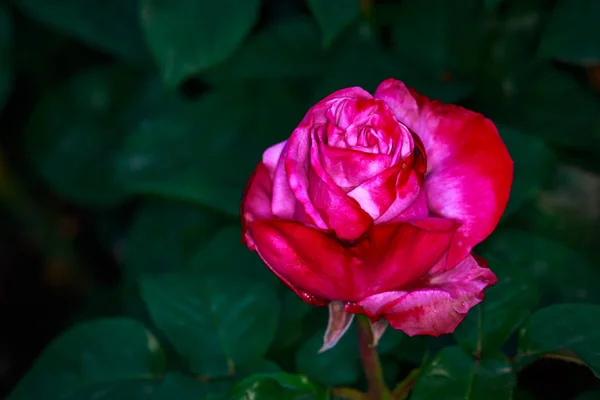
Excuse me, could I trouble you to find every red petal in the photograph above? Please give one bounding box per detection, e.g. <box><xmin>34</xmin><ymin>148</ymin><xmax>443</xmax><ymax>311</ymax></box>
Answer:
<box><xmin>375</xmin><ymin>79</ymin><xmax>513</xmax><ymax>267</ymax></box>
<box><xmin>247</xmin><ymin>218</ymin><xmax>456</xmax><ymax>303</ymax></box>
<box><xmin>355</xmin><ymin>218</ymin><xmax>457</xmax><ymax>293</ymax></box>
<box><xmin>346</xmin><ymin>255</ymin><xmax>498</xmax><ymax>336</ymax></box>
<box><xmin>307</xmin><ymin>136</ymin><xmax>374</xmax><ymax>240</ymax></box>
<box><xmin>241</xmin><ymin>163</ymin><xmax>273</xmax><ymax>248</ymax></box>
<box><xmin>248</xmin><ymin>219</ymin><xmax>359</xmax><ymax>301</ymax></box>
<box><xmin>318</xmin><ymin>143</ymin><xmax>392</xmax><ymax>190</ymax></box>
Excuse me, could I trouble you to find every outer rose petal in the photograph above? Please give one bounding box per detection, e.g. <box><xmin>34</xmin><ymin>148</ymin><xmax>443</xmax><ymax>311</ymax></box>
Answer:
<box><xmin>375</xmin><ymin>79</ymin><xmax>513</xmax><ymax>266</ymax></box>
<box><xmin>241</xmin><ymin>163</ymin><xmax>273</xmax><ymax>249</ymax></box>
<box><xmin>246</xmin><ymin>218</ymin><xmax>457</xmax><ymax>303</ymax></box>
<box><xmin>346</xmin><ymin>255</ymin><xmax>497</xmax><ymax>336</ymax></box>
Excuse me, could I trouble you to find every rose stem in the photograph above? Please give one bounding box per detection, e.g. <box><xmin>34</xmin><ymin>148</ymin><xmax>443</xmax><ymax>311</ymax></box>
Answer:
<box><xmin>356</xmin><ymin>315</ymin><xmax>393</xmax><ymax>400</ymax></box>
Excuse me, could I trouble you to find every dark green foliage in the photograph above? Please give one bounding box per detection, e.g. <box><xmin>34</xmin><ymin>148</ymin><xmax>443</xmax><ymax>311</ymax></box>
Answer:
<box><xmin>2</xmin><ymin>0</ymin><xmax>600</xmax><ymax>399</ymax></box>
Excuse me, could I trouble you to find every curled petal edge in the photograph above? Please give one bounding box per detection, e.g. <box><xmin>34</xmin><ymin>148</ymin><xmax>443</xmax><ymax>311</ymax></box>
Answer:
<box><xmin>345</xmin><ymin>255</ymin><xmax>497</xmax><ymax>336</ymax></box>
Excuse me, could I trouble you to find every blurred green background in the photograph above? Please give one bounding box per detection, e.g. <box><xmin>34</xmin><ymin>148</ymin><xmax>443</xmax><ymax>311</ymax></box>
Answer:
<box><xmin>1</xmin><ymin>0</ymin><xmax>600</xmax><ymax>399</ymax></box>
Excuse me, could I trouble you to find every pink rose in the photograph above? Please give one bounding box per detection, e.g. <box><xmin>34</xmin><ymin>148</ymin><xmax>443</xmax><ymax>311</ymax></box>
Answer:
<box><xmin>241</xmin><ymin>79</ymin><xmax>513</xmax><ymax>350</ymax></box>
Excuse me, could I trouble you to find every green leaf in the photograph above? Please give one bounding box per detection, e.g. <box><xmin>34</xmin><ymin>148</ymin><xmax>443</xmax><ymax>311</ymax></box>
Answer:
<box><xmin>59</xmin><ymin>372</ymin><xmax>231</xmax><ymax>400</ymax></box>
<box><xmin>295</xmin><ymin>328</ymin><xmax>361</xmax><ymax>387</ymax></box>
<box><xmin>0</xmin><ymin>4</ymin><xmax>13</xmax><ymax>109</ymax></box>
<box><xmin>204</xmin><ymin>16</ymin><xmax>324</xmax><ymax>83</ymax></box>
<box><xmin>140</xmin><ymin>273</ymin><xmax>280</xmax><ymax>378</ymax></box>
<box><xmin>389</xmin><ymin>0</ymin><xmax>484</xmax><ymax>76</ymax></box>
<box><xmin>24</xmin><ymin>66</ymin><xmax>162</xmax><ymax>207</ymax></box>
<box><xmin>12</xmin><ymin>0</ymin><xmax>149</xmax><ymax>62</ymax></box>
<box><xmin>518</xmin><ymin>67</ymin><xmax>600</xmax><ymax>154</ymax></box>
<box><xmin>140</xmin><ymin>0</ymin><xmax>261</xmax><ymax>87</ymax></box>
<box><xmin>305</xmin><ymin>0</ymin><xmax>361</xmax><ymax>47</ymax></box>
<box><xmin>229</xmin><ymin>372</ymin><xmax>328</xmax><ymax>400</ymax></box>
<box><xmin>480</xmin><ymin>228</ymin><xmax>600</xmax><ymax>304</ymax></box>
<box><xmin>7</xmin><ymin>318</ymin><xmax>165</xmax><ymax>400</ymax></box>
<box><xmin>314</xmin><ymin>22</ymin><xmax>401</xmax><ymax>97</ymax></box>
<box><xmin>124</xmin><ymin>200</ymin><xmax>226</xmax><ymax>279</ymax></box>
<box><xmin>498</xmin><ymin>126</ymin><xmax>556</xmax><ymax>217</ymax></box>
<box><xmin>473</xmin><ymin>0</ymin><xmax>548</xmax><ymax>113</ymax></box>
<box><xmin>153</xmin><ymin>373</ymin><xmax>232</xmax><ymax>400</ymax></box>
<box><xmin>411</xmin><ymin>346</ymin><xmax>516</xmax><ymax>400</ymax></box>
<box><xmin>539</xmin><ymin>0</ymin><xmax>600</xmax><ymax>64</ymax></box>
<box><xmin>454</xmin><ymin>257</ymin><xmax>539</xmax><ymax>356</ymax></box>
<box><xmin>189</xmin><ymin>225</ymin><xmax>277</xmax><ymax>285</ymax></box>
<box><xmin>270</xmin><ymin>290</ymin><xmax>313</xmax><ymax>352</ymax></box>
<box><xmin>516</xmin><ymin>304</ymin><xmax>600</xmax><ymax>377</ymax></box>
<box><xmin>315</xmin><ymin>22</ymin><xmax>474</xmax><ymax>105</ymax></box>
<box><xmin>116</xmin><ymin>81</ymin><xmax>308</xmax><ymax>216</ymax></box>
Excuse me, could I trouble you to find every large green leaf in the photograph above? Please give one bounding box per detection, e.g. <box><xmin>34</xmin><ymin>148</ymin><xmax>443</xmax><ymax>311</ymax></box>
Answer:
<box><xmin>59</xmin><ymin>372</ymin><xmax>232</xmax><ymax>400</ymax></box>
<box><xmin>188</xmin><ymin>225</ymin><xmax>277</xmax><ymax>285</ymax></box>
<box><xmin>204</xmin><ymin>16</ymin><xmax>324</xmax><ymax>83</ymax></box>
<box><xmin>480</xmin><ymin>228</ymin><xmax>600</xmax><ymax>304</ymax></box>
<box><xmin>7</xmin><ymin>318</ymin><xmax>165</xmax><ymax>400</ymax></box>
<box><xmin>0</xmin><ymin>4</ymin><xmax>12</xmax><ymax>109</ymax></box>
<box><xmin>538</xmin><ymin>0</ymin><xmax>600</xmax><ymax>64</ymax></box>
<box><xmin>314</xmin><ymin>22</ymin><xmax>399</xmax><ymax>98</ymax></box>
<box><xmin>116</xmin><ymin>81</ymin><xmax>308</xmax><ymax>216</ymax></box>
<box><xmin>140</xmin><ymin>0</ymin><xmax>261</xmax><ymax>87</ymax></box>
<box><xmin>516</xmin><ymin>304</ymin><xmax>600</xmax><ymax>377</ymax></box>
<box><xmin>305</xmin><ymin>0</ymin><xmax>360</xmax><ymax>47</ymax></box>
<box><xmin>454</xmin><ymin>257</ymin><xmax>539</xmax><ymax>356</ymax></box>
<box><xmin>124</xmin><ymin>200</ymin><xmax>227</xmax><ymax>279</ymax></box>
<box><xmin>24</xmin><ymin>66</ymin><xmax>167</xmax><ymax>207</ymax></box>
<box><xmin>140</xmin><ymin>273</ymin><xmax>280</xmax><ymax>377</ymax></box>
<box><xmin>518</xmin><ymin>67</ymin><xmax>600</xmax><ymax>155</ymax></box>
<box><xmin>498</xmin><ymin>126</ymin><xmax>556</xmax><ymax>217</ymax></box>
<box><xmin>269</xmin><ymin>290</ymin><xmax>313</xmax><ymax>353</ymax></box>
<box><xmin>315</xmin><ymin>22</ymin><xmax>474</xmax><ymax>106</ymax></box>
<box><xmin>411</xmin><ymin>346</ymin><xmax>516</xmax><ymax>400</ymax></box>
<box><xmin>295</xmin><ymin>327</ymin><xmax>361</xmax><ymax>387</ymax></box>
<box><xmin>389</xmin><ymin>0</ymin><xmax>484</xmax><ymax>76</ymax></box>
<box><xmin>473</xmin><ymin>0</ymin><xmax>549</xmax><ymax>114</ymax></box>
<box><xmin>12</xmin><ymin>0</ymin><xmax>149</xmax><ymax>62</ymax></box>
<box><xmin>229</xmin><ymin>372</ymin><xmax>328</xmax><ymax>400</ymax></box>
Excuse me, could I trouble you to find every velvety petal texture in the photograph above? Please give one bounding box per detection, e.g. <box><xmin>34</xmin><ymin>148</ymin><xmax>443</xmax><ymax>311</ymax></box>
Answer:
<box><xmin>241</xmin><ymin>79</ymin><xmax>513</xmax><ymax>351</ymax></box>
<box><xmin>374</xmin><ymin>79</ymin><xmax>513</xmax><ymax>266</ymax></box>
<box><xmin>345</xmin><ymin>255</ymin><xmax>497</xmax><ymax>336</ymax></box>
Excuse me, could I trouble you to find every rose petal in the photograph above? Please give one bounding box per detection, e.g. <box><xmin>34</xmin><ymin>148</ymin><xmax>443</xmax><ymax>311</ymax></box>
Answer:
<box><xmin>320</xmin><ymin>301</ymin><xmax>355</xmax><ymax>353</ymax></box>
<box><xmin>318</xmin><ymin>144</ymin><xmax>392</xmax><ymax>190</ymax></box>
<box><xmin>241</xmin><ymin>163</ymin><xmax>273</xmax><ymax>249</ymax></box>
<box><xmin>374</xmin><ymin>79</ymin><xmax>420</xmax><ymax>130</ymax></box>
<box><xmin>267</xmin><ymin>141</ymin><xmax>299</xmax><ymax>220</ymax></box>
<box><xmin>347</xmin><ymin>255</ymin><xmax>497</xmax><ymax>336</ymax></box>
<box><xmin>308</xmin><ymin>135</ymin><xmax>374</xmax><ymax>240</ymax></box>
<box><xmin>358</xmin><ymin>219</ymin><xmax>457</xmax><ymax>294</ymax></box>
<box><xmin>262</xmin><ymin>140</ymin><xmax>287</xmax><ymax>175</ymax></box>
<box><xmin>285</xmin><ymin>122</ymin><xmax>329</xmax><ymax>230</ymax></box>
<box><xmin>247</xmin><ymin>219</ymin><xmax>359</xmax><ymax>301</ymax></box>
<box><xmin>375</xmin><ymin>171</ymin><xmax>426</xmax><ymax>223</ymax></box>
<box><xmin>375</xmin><ymin>79</ymin><xmax>513</xmax><ymax>266</ymax></box>
<box><xmin>347</xmin><ymin>164</ymin><xmax>406</xmax><ymax>220</ymax></box>
<box><xmin>247</xmin><ymin>218</ymin><xmax>456</xmax><ymax>303</ymax></box>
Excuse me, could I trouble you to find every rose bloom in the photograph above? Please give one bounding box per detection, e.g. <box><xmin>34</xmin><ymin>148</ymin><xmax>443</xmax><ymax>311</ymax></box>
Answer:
<box><xmin>241</xmin><ymin>79</ymin><xmax>512</xmax><ymax>351</ymax></box>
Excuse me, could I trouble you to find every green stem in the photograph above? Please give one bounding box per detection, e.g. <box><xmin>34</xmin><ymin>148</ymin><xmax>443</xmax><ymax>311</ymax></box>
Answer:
<box><xmin>356</xmin><ymin>315</ymin><xmax>392</xmax><ymax>400</ymax></box>
<box><xmin>391</xmin><ymin>368</ymin><xmax>420</xmax><ymax>400</ymax></box>
<box><xmin>331</xmin><ymin>387</ymin><xmax>367</xmax><ymax>400</ymax></box>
